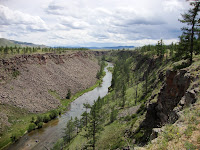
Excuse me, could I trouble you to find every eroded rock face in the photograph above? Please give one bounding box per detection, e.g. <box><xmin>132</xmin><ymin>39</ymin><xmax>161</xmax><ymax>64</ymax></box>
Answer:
<box><xmin>0</xmin><ymin>51</ymin><xmax>99</xmax><ymax>113</ymax></box>
<box><xmin>156</xmin><ymin>69</ymin><xmax>191</xmax><ymax>125</ymax></box>
<box><xmin>135</xmin><ymin>69</ymin><xmax>193</xmax><ymax>144</ymax></box>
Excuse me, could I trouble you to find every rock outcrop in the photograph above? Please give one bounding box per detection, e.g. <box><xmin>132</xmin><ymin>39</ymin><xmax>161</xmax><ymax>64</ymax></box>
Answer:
<box><xmin>156</xmin><ymin>69</ymin><xmax>191</xmax><ymax>125</ymax></box>
<box><xmin>0</xmin><ymin>51</ymin><xmax>99</xmax><ymax>113</ymax></box>
<box><xmin>134</xmin><ymin>68</ymin><xmax>197</xmax><ymax>144</ymax></box>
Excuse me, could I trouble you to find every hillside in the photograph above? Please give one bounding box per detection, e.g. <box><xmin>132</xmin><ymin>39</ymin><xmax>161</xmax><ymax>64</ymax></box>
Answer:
<box><xmin>63</xmin><ymin>50</ymin><xmax>200</xmax><ymax>150</ymax></box>
<box><xmin>0</xmin><ymin>38</ymin><xmax>47</xmax><ymax>47</ymax></box>
<box><xmin>0</xmin><ymin>51</ymin><xmax>101</xmax><ymax>149</ymax></box>
<box><xmin>0</xmin><ymin>38</ymin><xmax>17</xmax><ymax>47</ymax></box>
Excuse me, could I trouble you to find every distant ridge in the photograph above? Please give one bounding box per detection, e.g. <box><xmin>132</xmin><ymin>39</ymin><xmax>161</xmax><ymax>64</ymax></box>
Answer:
<box><xmin>87</xmin><ymin>46</ymin><xmax>134</xmax><ymax>50</ymax></box>
<box><xmin>0</xmin><ymin>38</ymin><xmax>47</xmax><ymax>48</ymax></box>
<box><xmin>0</xmin><ymin>38</ymin><xmax>134</xmax><ymax>50</ymax></box>
<box><xmin>60</xmin><ymin>46</ymin><xmax>135</xmax><ymax>50</ymax></box>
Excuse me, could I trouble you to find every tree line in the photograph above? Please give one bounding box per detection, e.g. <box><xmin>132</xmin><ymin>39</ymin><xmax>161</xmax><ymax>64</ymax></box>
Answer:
<box><xmin>0</xmin><ymin>46</ymin><xmax>89</xmax><ymax>56</ymax></box>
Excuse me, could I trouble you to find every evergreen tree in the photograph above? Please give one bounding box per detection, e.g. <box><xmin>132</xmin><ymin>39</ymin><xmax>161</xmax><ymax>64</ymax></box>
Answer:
<box><xmin>66</xmin><ymin>89</ymin><xmax>71</xmax><ymax>99</ymax></box>
<box><xmin>85</xmin><ymin>101</ymin><xmax>103</xmax><ymax>150</ymax></box>
<box><xmin>179</xmin><ymin>1</ymin><xmax>200</xmax><ymax>63</ymax></box>
<box><xmin>83</xmin><ymin>103</ymin><xmax>91</xmax><ymax>127</ymax></box>
<box><xmin>110</xmin><ymin>107</ymin><xmax>117</xmax><ymax>123</ymax></box>
<box><xmin>121</xmin><ymin>83</ymin><xmax>126</xmax><ymax>108</ymax></box>
<box><xmin>74</xmin><ymin>117</ymin><xmax>80</xmax><ymax>135</ymax></box>
<box><xmin>63</xmin><ymin>117</ymin><xmax>74</xmax><ymax>144</ymax></box>
<box><xmin>81</xmin><ymin>111</ymin><xmax>89</xmax><ymax>127</ymax></box>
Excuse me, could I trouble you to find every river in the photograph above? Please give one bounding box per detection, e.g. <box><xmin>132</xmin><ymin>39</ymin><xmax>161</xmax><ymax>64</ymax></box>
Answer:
<box><xmin>7</xmin><ymin>62</ymin><xmax>113</xmax><ymax>150</ymax></box>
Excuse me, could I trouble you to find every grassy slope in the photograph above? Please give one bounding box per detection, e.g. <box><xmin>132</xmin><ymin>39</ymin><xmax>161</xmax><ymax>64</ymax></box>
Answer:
<box><xmin>0</xmin><ymin>38</ymin><xmax>17</xmax><ymax>47</ymax></box>
<box><xmin>0</xmin><ymin>104</ymin><xmax>35</xmax><ymax>149</ymax></box>
<box><xmin>66</xmin><ymin>51</ymin><xmax>167</xmax><ymax>149</ymax></box>
<box><xmin>66</xmin><ymin>51</ymin><xmax>200</xmax><ymax>149</ymax></box>
<box><xmin>137</xmin><ymin>55</ymin><xmax>200</xmax><ymax>150</ymax></box>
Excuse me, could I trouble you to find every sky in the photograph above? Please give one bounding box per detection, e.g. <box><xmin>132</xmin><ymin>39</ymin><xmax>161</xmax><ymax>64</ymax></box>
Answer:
<box><xmin>0</xmin><ymin>0</ymin><xmax>190</xmax><ymax>47</ymax></box>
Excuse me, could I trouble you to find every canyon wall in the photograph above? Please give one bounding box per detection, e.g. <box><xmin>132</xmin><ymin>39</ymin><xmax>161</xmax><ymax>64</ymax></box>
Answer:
<box><xmin>0</xmin><ymin>51</ymin><xmax>100</xmax><ymax>113</ymax></box>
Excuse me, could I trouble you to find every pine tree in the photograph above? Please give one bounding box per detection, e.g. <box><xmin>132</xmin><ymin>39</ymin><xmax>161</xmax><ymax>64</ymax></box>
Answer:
<box><xmin>86</xmin><ymin>101</ymin><xmax>103</xmax><ymax>150</ymax></box>
<box><xmin>121</xmin><ymin>83</ymin><xmax>126</xmax><ymax>108</ymax></box>
<box><xmin>81</xmin><ymin>111</ymin><xmax>89</xmax><ymax>128</ymax></box>
<box><xmin>179</xmin><ymin>1</ymin><xmax>200</xmax><ymax>63</ymax></box>
<box><xmin>63</xmin><ymin>117</ymin><xmax>74</xmax><ymax>144</ymax></box>
<box><xmin>74</xmin><ymin>117</ymin><xmax>80</xmax><ymax>135</ymax></box>
<box><xmin>66</xmin><ymin>89</ymin><xmax>71</xmax><ymax>99</ymax></box>
<box><xmin>83</xmin><ymin>103</ymin><xmax>91</xmax><ymax>127</ymax></box>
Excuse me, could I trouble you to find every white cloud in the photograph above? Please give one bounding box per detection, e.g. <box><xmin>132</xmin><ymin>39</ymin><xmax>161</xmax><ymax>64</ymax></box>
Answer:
<box><xmin>163</xmin><ymin>0</ymin><xmax>185</xmax><ymax>12</ymax></box>
<box><xmin>0</xmin><ymin>0</ymin><xmax>190</xmax><ymax>47</ymax></box>
<box><xmin>0</xmin><ymin>5</ymin><xmax>49</xmax><ymax>31</ymax></box>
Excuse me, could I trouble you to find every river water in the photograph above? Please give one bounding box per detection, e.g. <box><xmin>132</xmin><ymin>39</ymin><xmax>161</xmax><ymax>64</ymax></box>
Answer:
<box><xmin>7</xmin><ymin>62</ymin><xmax>113</xmax><ymax>150</ymax></box>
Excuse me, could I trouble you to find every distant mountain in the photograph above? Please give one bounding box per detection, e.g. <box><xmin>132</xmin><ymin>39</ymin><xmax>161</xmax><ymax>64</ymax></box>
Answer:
<box><xmin>87</xmin><ymin>46</ymin><xmax>135</xmax><ymax>50</ymax></box>
<box><xmin>0</xmin><ymin>38</ymin><xmax>47</xmax><ymax>48</ymax></box>
<box><xmin>0</xmin><ymin>38</ymin><xmax>134</xmax><ymax>50</ymax></box>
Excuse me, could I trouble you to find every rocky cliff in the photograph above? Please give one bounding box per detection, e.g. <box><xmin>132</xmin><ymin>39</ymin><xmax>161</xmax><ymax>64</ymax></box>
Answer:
<box><xmin>0</xmin><ymin>51</ymin><xmax>99</xmax><ymax>113</ymax></box>
<box><xmin>134</xmin><ymin>66</ymin><xmax>200</xmax><ymax>144</ymax></box>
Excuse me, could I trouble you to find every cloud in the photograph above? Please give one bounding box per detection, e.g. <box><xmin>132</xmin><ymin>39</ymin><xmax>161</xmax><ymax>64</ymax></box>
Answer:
<box><xmin>0</xmin><ymin>0</ymin><xmax>190</xmax><ymax>47</ymax></box>
<box><xmin>59</xmin><ymin>17</ymin><xmax>89</xmax><ymax>29</ymax></box>
<box><xmin>163</xmin><ymin>0</ymin><xmax>185</xmax><ymax>12</ymax></box>
<box><xmin>0</xmin><ymin>5</ymin><xmax>49</xmax><ymax>32</ymax></box>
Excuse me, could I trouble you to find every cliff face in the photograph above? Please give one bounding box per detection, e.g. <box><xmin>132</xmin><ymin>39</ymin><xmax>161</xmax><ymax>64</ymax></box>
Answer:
<box><xmin>135</xmin><ymin>67</ymin><xmax>199</xmax><ymax>144</ymax></box>
<box><xmin>156</xmin><ymin>69</ymin><xmax>191</xmax><ymax>125</ymax></box>
<box><xmin>0</xmin><ymin>51</ymin><xmax>99</xmax><ymax>113</ymax></box>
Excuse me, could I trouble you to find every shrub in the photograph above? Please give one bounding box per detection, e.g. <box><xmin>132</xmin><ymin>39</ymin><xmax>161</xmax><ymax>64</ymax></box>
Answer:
<box><xmin>49</xmin><ymin>110</ymin><xmax>58</xmax><ymax>119</ymax></box>
<box><xmin>35</xmin><ymin>115</ymin><xmax>43</xmax><ymax>125</ymax></box>
<box><xmin>12</xmin><ymin>70</ymin><xmax>20</xmax><ymax>78</ymax></box>
<box><xmin>124</xmin><ymin>115</ymin><xmax>132</xmax><ymax>121</ymax></box>
<box><xmin>28</xmin><ymin>123</ymin><xmax>36</xmax><ymax>132</ymax></box>
<box><xmin>173</xmin><ymin>62</ymin><xmax>190</xmax><ymax>70</ymax></box>
<box><xmin>131</xmin><ymin>114</ymin><xmax>137</xmax><ymax>118</ymax></box>
<box><xmin>10</xmin><ymin>133</ymin><xmax>17</xmax><ymax>142</ymax></box>
<box><xmin>31</xmin><ymin>116</ymin><xmax>35</xmax><ymax>123</ymax></box>
<box><xmin>43</xmin><ymin>115</ymin><xmax>50</xmax><ymax>123</ymax></box>
<box><xmin>37</xmin><ymin>122</ymin><xmax>43</xmax><ymax>129</ymax></box>
<box><xmin>58</xmin><ymin>110</ymin><xmax>62</xmax><ymax>115</ymax></box>
<box><xmin>66</xmin><ymin>89</ymin><xmax>71</xmax><ymax>99</ymax></box>
<box><xmin>136</xmin><ymin>104</ymin><xmax>146</xmax><ymax>115</ymax></box>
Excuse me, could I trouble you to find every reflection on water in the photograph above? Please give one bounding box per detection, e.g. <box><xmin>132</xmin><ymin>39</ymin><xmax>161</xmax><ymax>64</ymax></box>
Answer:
<box><xmin>7</xmin><ymin>62</ymin><xmax>113</xmax><ymax>150</ymax></box>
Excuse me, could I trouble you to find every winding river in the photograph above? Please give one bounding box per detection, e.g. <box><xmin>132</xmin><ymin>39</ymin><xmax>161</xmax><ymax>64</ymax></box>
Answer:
<box><xmin>7</xmin><ymin>62</ymin><xmax>113</xmax><ymax>150</ymax></box>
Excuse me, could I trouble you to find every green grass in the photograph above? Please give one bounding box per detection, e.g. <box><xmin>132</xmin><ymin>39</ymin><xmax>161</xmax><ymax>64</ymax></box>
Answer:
<box><xmin>184</xmin><ymin>141</ymin><xmax>197</xmax><ymax>150</ymax></box>
<box><xmin>184</xmin><ymin>125</ymin><xmax>196</xmax><ymax>137</ymax></box>
<box><xmin>96</xmin><ymin>121</ymin><xmax>126</xmax><ymax>150</ymax></box>
<box><xmin>66</xmin><ymin>130</ymin><xmax>88</xmax><ymax>150</ymax></box>
<box><xmin>0</xmin><ymin>104</ymin><xmax>37</xmax><ymax>150</ymax></box>
<box><xmin>67</xmin><ymin>121</ymin><xmax>126</xmax><ymax>150</ymax></box>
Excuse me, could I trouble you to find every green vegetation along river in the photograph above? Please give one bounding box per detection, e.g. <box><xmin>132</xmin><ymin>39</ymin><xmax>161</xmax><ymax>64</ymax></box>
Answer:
<box><xmin>6</xmin><ymin>62</ymin><xmax>113</xmax><ymax>150</ymax></box>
